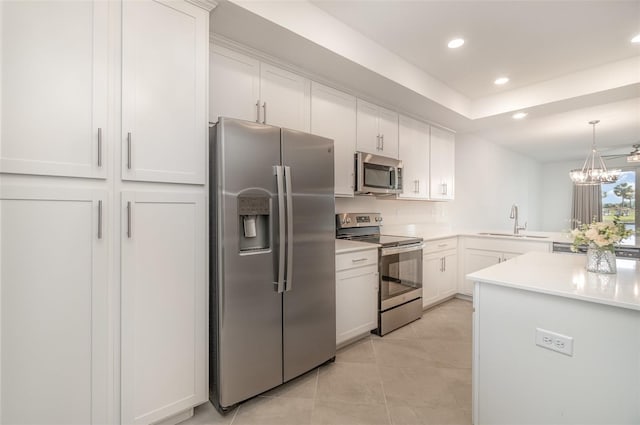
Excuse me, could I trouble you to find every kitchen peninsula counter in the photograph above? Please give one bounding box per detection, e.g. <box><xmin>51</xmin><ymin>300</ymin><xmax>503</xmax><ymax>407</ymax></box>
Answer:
<box><xmin>468</xmin><ymin>251</ymin><xmax>640</xmax><ymax>310</ymax></box>
<box><xmin>468</xmin><ymin>251</ymin><xmax>640</xmax><ymax>424</ymax></box>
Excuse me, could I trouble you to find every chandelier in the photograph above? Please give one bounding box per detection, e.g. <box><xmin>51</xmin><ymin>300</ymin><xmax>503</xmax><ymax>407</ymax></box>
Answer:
<box><xmin>569</xmin><ymin>120</ymin><xmax>621</xmax><ymax>185</ymax></box>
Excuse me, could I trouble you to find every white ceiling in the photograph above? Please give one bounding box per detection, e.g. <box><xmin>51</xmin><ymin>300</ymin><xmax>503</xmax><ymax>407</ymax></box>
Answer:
<box><xmin>311</xmin><ymin>1</ymin><xmax>640</xmax><ymax>99</ymax></box>
<box><xmin>213</xmin><ymin>0</ymin><xmax>640</xmax><ymax>163</ymax></box>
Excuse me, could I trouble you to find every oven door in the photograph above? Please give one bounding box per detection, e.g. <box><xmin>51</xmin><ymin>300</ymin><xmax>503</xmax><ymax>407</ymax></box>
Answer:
<box><xmin>379</xmin><ymin>244</ymin><xmax>423</xmax><ymax>310</ymax></box>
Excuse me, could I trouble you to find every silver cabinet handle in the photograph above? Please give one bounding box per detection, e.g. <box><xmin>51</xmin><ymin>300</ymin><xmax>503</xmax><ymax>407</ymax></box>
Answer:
<box><xmin>97</xmin><ymin>128</ymin><xmax>103</xmax><ymax>167</ymax></box>
<box><xmin>97</xmin><ymin>200</ymin><xmax>103</xmax><ymax>239</ymax></box>
<box><xmin>352</xmin><ymin>258</ymin><xmax>368</xmax><ymax>263</ymax></box>
<box><xmin>414</xmin><ymin>180</ymin><xmax>419</xmax><ymax>193</ymax></box>
<box><xmin>275</xmin><ymin>166</ymin><xmax>285</xmax><ymax>293</ymax></box>
<box><xmin>417</xmin><ymin>180</ymin><xmax>420</xmax><ymax>193</ymax></box>
<box><xmin>381</xmin><ymin>134</ymin><xmax>384</xmax><ymax>150</ymax></box>
<box><xmin>376</xmin><ymin>134</ymin><xmax>380</xmax><ymax>150</ymax></box>
<box><xmin>441</xmin><ymin>182</ymin><xmax>448</xmax><ymax>195</ymax></box>
<box><xmin>262</xmin><ymin>102</ymin><xmax>267</xmax><ymax>124</ymax></box>
<box><xmin>255</xmin><ymin>100</ymin><xmax>260</xmax><ymax>123</ymax></box>
<box><xmin>443</xmin><ymin>256</ymin><xmax>446</xmax><ymax>272</ymax></box>
<box><xmin>126</xmin><ymin>201</ymin><xmax>132</xmax><ymax>239</ymax></box>
<box><xmin>127</xmin><ymin>132</ymin><xmax>132</xmax><ymax>170</ymax></box>
<box><xmin>437</xmin><ymin>243</ymin><xmax>447</xmax><ymax>248</ymax></box>
<box><xmin>284</xmin><ymin>165</ymin><xmax>294</xmax><ymax>292</ymax></box>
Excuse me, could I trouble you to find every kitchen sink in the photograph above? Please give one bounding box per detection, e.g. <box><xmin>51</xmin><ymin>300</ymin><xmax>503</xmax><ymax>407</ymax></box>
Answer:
<box><xmin>476</xmin><ymin>232</ymin><xmax>549</xmax><ymax>239</ymax></box>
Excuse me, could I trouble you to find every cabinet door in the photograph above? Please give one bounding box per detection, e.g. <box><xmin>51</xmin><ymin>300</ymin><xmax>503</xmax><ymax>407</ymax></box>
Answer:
<box><xmin>260</xmin><ymin>63</ymin><xmax>310</xmax><ymax>132</ymax></box>
<box><xmin>463</xmin><ymin>249</ymin><xmax>501</xmax><ymax>295</ymax></box>
<box><xmin>1</xmin><ymin>1</ymin><xmax>108</xmax><ymax>179</ymax></box>
<box><xmin>121</xmin><ymin>192</ymin><xmax>206</xmax><ymax>425</ymax></box>
<box><xmin>311</xmin><ymin>82</ymin><xmax>357</xmax><ymax>197</ymax></box>
<box><xmin>336</xmin><ymin>265</ymin><xmax>378</xmax><ymax>346</ymax></box>
<box><xmin>422</xmin><ymin>253</ymin><xmax>443</xmax><ymax>308</ymax></box>
<box><xmin>378</xmin><ymin>106</ymin><xmax>399</xmax><ymax>159</ymax></box>
<box><xmin>210</xmin><ymin>45</ymin><xmax>260</xmax><ymax>123</ymax></box>
<box><xmin>398</xmin><ymin>115</ymin><xmax>430</xmax><ymax>199</ymax></box>
<box><xmin>356</xmin><ymin>99</ymin><xmax>381</xmax><ymax>155</ymax></box>
<box><xmin>122</xmin><ymin>0</ymin><xmax>208</xmax><ymax>184</ymax></box>
<box><xmin>429</xmin><ymin>126</ymin><xmax>455</xmax><ymax>200</ymax></box>
<box><xmin>1</xmin><ymin>187</ymin><xmax>108</xmax><ymax>424</ymax></box>
<box><xmin>440</xmin><ymin>251</ymin><xmax>458</xmax><ymax>297</ymax></box>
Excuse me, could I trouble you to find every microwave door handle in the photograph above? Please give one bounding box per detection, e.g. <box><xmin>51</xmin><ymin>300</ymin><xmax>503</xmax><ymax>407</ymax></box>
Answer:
<box><xmin>394</xmin><ymin>166</ymin><xmax>399</xmax><ymax>190</ymax></box>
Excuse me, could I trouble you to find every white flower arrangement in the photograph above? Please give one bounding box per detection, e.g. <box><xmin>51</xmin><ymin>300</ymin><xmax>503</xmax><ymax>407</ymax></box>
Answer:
<box><xmin>571</xmin><ymin>219</ymin><xmax>633</xmax><ymax>252</ymax></box>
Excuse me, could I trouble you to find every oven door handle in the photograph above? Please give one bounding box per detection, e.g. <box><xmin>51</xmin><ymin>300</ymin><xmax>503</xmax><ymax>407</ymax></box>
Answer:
<box><xmin>380</xmin><ymin>243</ymin><xmax>423</xmax><ymax>256</ymax></box>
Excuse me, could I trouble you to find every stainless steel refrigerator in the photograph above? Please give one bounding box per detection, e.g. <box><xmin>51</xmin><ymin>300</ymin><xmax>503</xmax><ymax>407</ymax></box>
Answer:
<box><xmin>209</xmin><ymin>117</ymin><xmax>336</xmax><ymax>412</ymax></box>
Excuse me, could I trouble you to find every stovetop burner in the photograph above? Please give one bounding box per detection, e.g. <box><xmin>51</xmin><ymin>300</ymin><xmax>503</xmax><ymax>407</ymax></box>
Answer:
<box><xmin>335</xmin><ymin>213</ymin><xmax>422</xmax><ymax>247</ymax></box>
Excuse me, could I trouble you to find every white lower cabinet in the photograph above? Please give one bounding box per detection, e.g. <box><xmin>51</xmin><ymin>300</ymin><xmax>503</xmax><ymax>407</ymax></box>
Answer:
<box><xmin>121</xmin><ymin>191</ymin><xmax>207</xmax><ymax>425</ymax></box>
<box><xmin>0</xmin><ymin>186</ymin><xmax>109</xmax><ymax>424</ymax></box>
<box><xmin>336</xmin><ymin>248</ymin><xmax>378</xmax><ymax>346</ymax></box>
<box><xmin>422</xmin><ymin>238</ymin><xmax>458</xmax><ymax>308</ymax></box>
<box><xmin>461</xmin><ymin>237</ymin><xmax>551</xmax><ymax>296</ymax></box>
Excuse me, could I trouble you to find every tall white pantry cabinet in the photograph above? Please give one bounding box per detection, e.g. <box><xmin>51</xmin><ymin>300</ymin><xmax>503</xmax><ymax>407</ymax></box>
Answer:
<box><xmin>0</xmin><ymin>1</ymin><xmax>214</xmax><ymax>424</ymax></box>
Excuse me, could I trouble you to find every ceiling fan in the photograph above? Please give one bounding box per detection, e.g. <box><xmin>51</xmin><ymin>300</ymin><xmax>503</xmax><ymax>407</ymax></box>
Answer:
<box><xmin>601</xmin><ymin>144</ymin><xmax>640</xmax><ymax>163</ymax></box>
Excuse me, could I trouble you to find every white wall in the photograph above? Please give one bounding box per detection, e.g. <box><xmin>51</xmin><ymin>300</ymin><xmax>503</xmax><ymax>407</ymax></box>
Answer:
<box><xmin>541</xmin><ymin>160</ymin><xmax>578</xmax><ymax>231</ymax></box>
<box><xmin>451</xmin><ymin>134</ymin><xmax>542</xmax><ymax>231</ymax></box>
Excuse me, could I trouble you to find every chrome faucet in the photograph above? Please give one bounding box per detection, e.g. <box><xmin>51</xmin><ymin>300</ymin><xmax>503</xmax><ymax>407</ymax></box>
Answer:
<box><xmin>510</xmin><ymin>204</ymin><xmax>527</xmax><ymax>235</ymax></box>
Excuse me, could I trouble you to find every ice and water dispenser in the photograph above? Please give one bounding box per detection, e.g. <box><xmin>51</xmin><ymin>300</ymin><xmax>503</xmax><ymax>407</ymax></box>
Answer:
<box><xmin>238</xmin><ymin>192</ymin><xmax>271</xmax><ymax>252</ymax></box>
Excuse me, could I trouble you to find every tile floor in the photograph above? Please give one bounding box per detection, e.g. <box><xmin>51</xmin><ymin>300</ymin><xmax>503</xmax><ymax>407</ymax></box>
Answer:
<box><xmin>180</xmin><ymin>298</ymin><xmax>472</xmax><ymax>425</ymax></box>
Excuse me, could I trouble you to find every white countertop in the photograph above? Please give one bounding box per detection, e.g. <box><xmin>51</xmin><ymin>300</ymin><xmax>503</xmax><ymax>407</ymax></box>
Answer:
<box><xmin>467</xmin><ymin>251</ymin><xmax>640</xmax><ymax>311</ymax></box>
<box><xmin>335</xmin><ymin>239</ymin><xmax>379</xmax><ymax>254</ymax></box>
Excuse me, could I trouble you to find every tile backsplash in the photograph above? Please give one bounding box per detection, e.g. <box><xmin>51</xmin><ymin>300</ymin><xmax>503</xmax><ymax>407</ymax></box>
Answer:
<box><xmin>335</xmin><ymin>196</ymin><xmax>453</xmax><ymax>237</ymax></box>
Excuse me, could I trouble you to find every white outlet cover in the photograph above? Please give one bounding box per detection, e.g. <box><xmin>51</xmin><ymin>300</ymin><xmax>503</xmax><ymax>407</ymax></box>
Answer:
<box><xmin>535</xmin><ymin>327</ymin><xmax>574</xmax><ymax>356</ymax></box>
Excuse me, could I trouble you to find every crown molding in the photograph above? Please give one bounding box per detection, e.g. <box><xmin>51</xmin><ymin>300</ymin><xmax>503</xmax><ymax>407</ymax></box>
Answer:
<box><xmin>186</xmin><ymin>0</ymin><xmax>218</xmax><ymax>12</ymax></box>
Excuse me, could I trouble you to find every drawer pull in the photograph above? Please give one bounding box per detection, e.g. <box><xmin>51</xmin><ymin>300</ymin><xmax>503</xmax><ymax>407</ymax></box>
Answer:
<box><xmin>437</xmin><ymin>243</ymin><xmax>447</xmax><ymax>248</ymax></box>
<box><xmin>351</xmin><ymin>258</ymin><xmax>368</xmax><ymax>263</ymax></box>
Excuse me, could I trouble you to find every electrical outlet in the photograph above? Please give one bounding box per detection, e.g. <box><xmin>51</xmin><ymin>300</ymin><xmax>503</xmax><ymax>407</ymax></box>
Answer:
<box><xmin>535</xmin><ymin>328</ymin><xmax>574</xmax><ymax>356</ymax></box>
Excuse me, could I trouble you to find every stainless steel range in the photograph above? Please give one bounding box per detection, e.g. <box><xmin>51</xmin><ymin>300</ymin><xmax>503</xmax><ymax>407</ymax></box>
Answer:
<box><xmin>336</xmin><ymin>213</ymin><xmax>423</xmax><ymax>335</ymax></box>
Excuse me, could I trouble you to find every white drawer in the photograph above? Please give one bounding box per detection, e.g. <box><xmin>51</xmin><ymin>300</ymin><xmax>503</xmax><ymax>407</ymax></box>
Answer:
<box><xmin>336</xmin><ymin>248</ymin><xmax>378</xmax><ymax>271</ymax></box>
<box><xmin>422</xmin><ymin>237</ymin><xmax>458</xmax><ymax>254</ymax></box>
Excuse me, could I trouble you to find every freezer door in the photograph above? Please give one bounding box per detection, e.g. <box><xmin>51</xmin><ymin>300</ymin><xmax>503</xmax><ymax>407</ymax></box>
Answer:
<box><xmin>212</xmin><ymin>118</ymin><xmax>283</xmax><ymax>408</ymax></box>
<box><xmin>281</xmin><ymin>129</ymin><xmax>336</xmax><ymax>382</ymax></box>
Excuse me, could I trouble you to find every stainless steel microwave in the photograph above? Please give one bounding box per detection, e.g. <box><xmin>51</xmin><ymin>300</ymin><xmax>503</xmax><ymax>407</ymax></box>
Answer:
<box><xmin>355</xmin><ymin>152</ymin><xmax>403</xmax><ymax>195</ymax></box>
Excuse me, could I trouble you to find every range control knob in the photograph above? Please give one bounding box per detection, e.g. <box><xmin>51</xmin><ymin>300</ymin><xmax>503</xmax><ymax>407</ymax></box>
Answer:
<box><xmin>346</xmin><ymin>217</ymin><xmax>352</xmax><ymax>223</ymax></box>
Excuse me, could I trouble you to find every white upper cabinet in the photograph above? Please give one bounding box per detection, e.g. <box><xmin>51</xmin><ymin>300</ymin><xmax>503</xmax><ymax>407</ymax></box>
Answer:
<box><xmin>1</xmin><ymin>187</ymin><xmax>108</xmax><ymax>425</ymax></box>
<box><xmin>398</xmin><ymin>115</ymin><xmax>430</xmax><ymax>199</ymax></box>
<box><xmin>429</xmin><ymin>126</ymin><xmax>455</xmax><ymax>200</ymax></box>
<box><xmin>210</xmin><ymin>45</ymin><xmax>310</xmax><ymax>132</ymax></box>
<box><xmin>310</xmin><ymin>82</ymin><xmax>357</xmax><ymax>197</ymax></box>
<box><xmin>356</xmin><ymin>99</ymin><xmax>399</xmax><ymax>159</ymax></box>
<box><xmin>260</xmin><ymin>63</ymin><xmax>310</xmax><ymax>131</ymax></box>
<box><xmin>377</xmin><ymin>106</ymin><xmax>399</xmax><ymax>159</ymax></box>
<box><xmin>122</xmin><ymin>0</ymin><xmax>208</xmax><ymax>185</ymax></box>
<box><xmin>0</xmin><ymin>0</ymin><xmax>108</xmax><ymax>179</ymax></box>
<box><xmin>210</xmin><ymin>45</ymin><xmax>260</xmax><ymax>123</ymax></box>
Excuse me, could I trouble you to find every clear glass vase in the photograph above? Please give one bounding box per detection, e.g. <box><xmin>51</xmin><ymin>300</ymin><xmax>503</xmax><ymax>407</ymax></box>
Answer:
<box><xmin>586</xmin><ymin>246</ymin><xmax>617</xmax><ymax>274</ymax></box>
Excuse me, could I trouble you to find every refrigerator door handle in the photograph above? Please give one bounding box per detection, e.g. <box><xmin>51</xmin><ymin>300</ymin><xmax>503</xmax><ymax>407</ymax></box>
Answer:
<box><xmin>284</xmin><ymin>165</ymin><xmax>294</xmax><ymax>292</ymax></box>
<box><xmin>275</xmin><ymin>166</ymin><xmax>286</xmax><ymax>293</ymax></box>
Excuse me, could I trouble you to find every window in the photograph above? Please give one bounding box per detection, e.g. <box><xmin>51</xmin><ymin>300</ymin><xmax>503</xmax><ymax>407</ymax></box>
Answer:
<box><xmin>602</xmin><ymin>168</ymin><xmax>636</xmax><ymax>234</ymax></box>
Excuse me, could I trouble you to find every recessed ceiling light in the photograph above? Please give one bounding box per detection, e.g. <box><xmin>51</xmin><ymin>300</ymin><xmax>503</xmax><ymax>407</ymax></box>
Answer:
<box><xmin>447</xmin><ymin>38</ymin><xmax>465</xmax><ymax>49</ymax></box>
<box><xmin>632</xmin><ymin>34</ymin><xmax>640</xmax><ymax>43</ymax></box>
<box><xmin>512</xmin><ymin>112</ymin><xmax>528</xmax><ymax>120</ymax></box>
<box><xmin>494</xmin><ymin>77</ymin><xmax>509</xmax><ymax>85</ymax></box>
